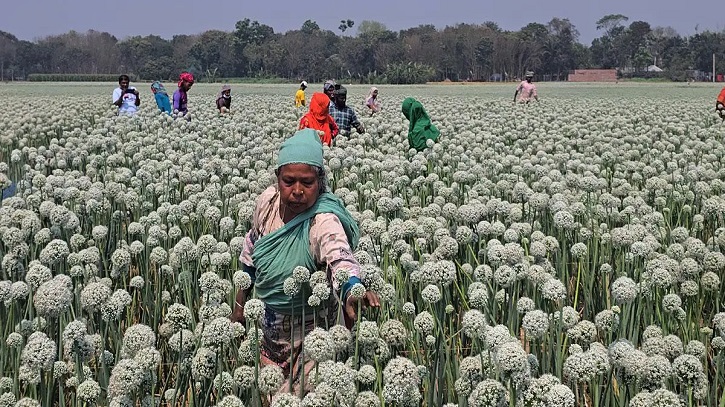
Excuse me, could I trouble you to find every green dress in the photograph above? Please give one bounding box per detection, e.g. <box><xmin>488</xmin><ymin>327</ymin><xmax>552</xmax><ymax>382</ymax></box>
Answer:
<box><xmin>402</xmin><ymin>97</ymin><xmax>440</xmax><ymax>151</ymax></box>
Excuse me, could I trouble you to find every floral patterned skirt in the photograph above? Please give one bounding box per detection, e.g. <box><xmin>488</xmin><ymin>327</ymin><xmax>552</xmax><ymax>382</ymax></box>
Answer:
<box><xmin>260</xmin><ymin>305</ymin><xmax>337</xmax><ymax>383</ymax></box>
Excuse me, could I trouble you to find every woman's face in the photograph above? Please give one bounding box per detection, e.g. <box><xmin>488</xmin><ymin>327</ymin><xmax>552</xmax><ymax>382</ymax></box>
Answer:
<box><xmin>277</xmin><ymin>164</ymin><xmax>320</xmax><ymax>219</ymax></box>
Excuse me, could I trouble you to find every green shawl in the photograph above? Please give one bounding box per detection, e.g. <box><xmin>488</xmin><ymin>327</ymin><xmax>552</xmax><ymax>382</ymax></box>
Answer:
<box><xmin>402</xmin><ymin>97</ymin><xmax>440</xmax><ymax>151</ymax></box>
<box><xmin>251</xmin><ymin>192</ymin><xmax>359</xmax><ymax>315</ymax></box>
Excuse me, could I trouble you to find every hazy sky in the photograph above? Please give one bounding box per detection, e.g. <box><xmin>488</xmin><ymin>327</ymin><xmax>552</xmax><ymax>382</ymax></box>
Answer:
<box><xmin>2</xmin><ymin>0</ymin><xmax>722</xmax><ymax>44</ymax></box>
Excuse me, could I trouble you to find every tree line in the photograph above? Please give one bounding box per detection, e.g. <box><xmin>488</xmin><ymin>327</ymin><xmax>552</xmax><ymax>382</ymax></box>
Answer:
<box><xmin>0</xmin><ymin>14</ymin><xmax>723</xmax><ymax>83</ymax></box>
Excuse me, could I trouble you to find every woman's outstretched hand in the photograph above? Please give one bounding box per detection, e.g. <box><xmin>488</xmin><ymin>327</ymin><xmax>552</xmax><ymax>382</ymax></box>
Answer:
<box><xmin>344</xmin><ymin>291</ymin><xmax>380</xmax><ymax>321</ymax></box>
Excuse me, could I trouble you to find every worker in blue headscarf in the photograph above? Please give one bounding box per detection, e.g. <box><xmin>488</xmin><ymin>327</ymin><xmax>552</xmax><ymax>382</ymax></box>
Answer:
<box><xmin>151</xmin><ymin>81</ymin><xmax>172</xmax><ymax>114</ymax></box>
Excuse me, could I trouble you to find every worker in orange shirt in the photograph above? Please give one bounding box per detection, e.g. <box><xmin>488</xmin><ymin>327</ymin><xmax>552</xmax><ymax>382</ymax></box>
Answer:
<box><xmin>716</xmin><ymin>86</ymin><xmax>725</xmax><ymax>120</ymax></box>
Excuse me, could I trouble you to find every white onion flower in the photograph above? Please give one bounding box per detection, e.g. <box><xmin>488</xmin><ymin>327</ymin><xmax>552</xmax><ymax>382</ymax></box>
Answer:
<box><xmin>243</xmin><ymin>299</ymin><xmax>265</xmax><ymax>321</ymax></box>
<box><xmin>303</xmin><ymin>327</ymin><xmax>334</xmax><ymax>362</ymax></box>
<box><xmin>421</xmin><ymin>284</ymin><xmax>441</xmax><ymax>304</ymax></box>
<box><xmin>34</xmin><ymin>275</ymin><xmax>72</xmax><ymax>318</ymax></box>
<box><xmin>76</xmin><ymin>379</ymin><xmax>101</xmax><ymax>403</ymax></box>
<box><xmin>522</xmin><ymin>310</ymin><xmax>549</xmax><ymax>339</ymax></box>
<box><xmin>380</xmin><ymin>319</ymin><xmax>408</xmax><ymax>347</ymax></box>
<box><xmin>467</xmin><ymin>379</ymin><xmax>508</xmax><ymax>407</ymax></box>
<box><xmin>217</xmin><ymin>395</ymin><xmax>246</xmax><ymax>407</ymax></box>
<box><xmin>121</xmin><ymin>324</ymin><xmax>156</xmax><ymax>358</ymax></box>
<box><xmin>382</xmin><ymin>357</ymin><xmax>421</xmax><ymax>406</ymax></box>
<box><xmin>258</xmin><ymin>364</ymin><xmax>284</xmax><ymax>395</ymax></box>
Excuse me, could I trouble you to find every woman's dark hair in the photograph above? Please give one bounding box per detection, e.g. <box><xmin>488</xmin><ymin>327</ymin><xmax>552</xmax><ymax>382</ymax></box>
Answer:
<box><xmin>315</xmin><ymin>165</ymin><xmax>328</xmax><ymax>194</ymax></box>
<box><xmin>118</xmin><ymin>74</ymin><xmax>130</xmax><ymax>83</ymax></box>
<box><xmin>275</xmin><ymin>164</ymin><xmax>328</xmax><ymax>194</ymax></box>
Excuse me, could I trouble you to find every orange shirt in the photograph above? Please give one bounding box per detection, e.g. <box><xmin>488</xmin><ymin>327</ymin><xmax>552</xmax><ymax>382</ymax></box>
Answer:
<box><xmin>299</xmin><ymin>93</ymin><xmax>339</xmax><ymax>146</ymax></box>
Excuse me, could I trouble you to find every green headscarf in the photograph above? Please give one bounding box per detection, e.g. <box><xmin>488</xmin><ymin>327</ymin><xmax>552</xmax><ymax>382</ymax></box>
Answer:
<box><xmin>402</xmin><ymin>97</ymin><xmax>440</xmax><ymax>151</ymax></box>
<box><xmin>252</xmin><ymin>129</ymin><xmax>359</xmax><ymax>315</ymax></box>
<box><xmin>277</xmin><ymin>129</ymin><xmax>324</xmax><ymax>169</ymax></box>
<box><xmin>251</xmin><ymin>194</ymin><xmax>359</xmax><ymax>315</ymax></box>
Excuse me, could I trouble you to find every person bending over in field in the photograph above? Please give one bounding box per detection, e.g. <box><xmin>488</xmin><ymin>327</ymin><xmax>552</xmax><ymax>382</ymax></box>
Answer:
<box><xmin>151</xmin><ymin>81</ymin><xmax>171</xmax><ymax>114</ymax></box>
<box><xmin>113</xmin><ymin>74</ymin><xmax>140</xmax><ymax>115</ymax></box>
<box><xmin>230</xmin><ymin>129</ymin><xmax>379</xmax><ymax>393</ymax></box>
<box><xmin>716</xmin><ymin>86</ymin><xmax>725</xmax><ymax>121</ymax></box>
<box><xmin>365</xmin><ymin>87</ymin><xmax>381</xmax><ymax>115</ymax></box>
<box><xmin>329</xmin><ymin>86</ymin><xmax>365</xmax><ymax>136</ymax></box>
<box><xmin>173</xmin><ymin>72</ymin><xmax>194</xmax><ymax>120</ymax></box>
<box><xmin>514</xmin><ymin>71</ymin><xmax>539</xmax><ymax>104</ymax></box>
<box><xmin>216</xmin><ymin>84</ymin><xmax>232</xmax><ymax>113</ymax></box>
<box><xmin>299</xmin><ymin>92</ymin><xmax>339</xmax><ymax>146</ymax></box>
<box><xmin>402</xmin><ymin>97</ymin><xmax>440</xmax><ymax>151</ymax></box>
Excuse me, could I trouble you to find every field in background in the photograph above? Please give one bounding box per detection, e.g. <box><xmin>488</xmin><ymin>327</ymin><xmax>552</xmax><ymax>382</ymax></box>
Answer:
<box><xmin>1</xmin><ymin>82</ymin><xmax>725</xmax><ymax>406</ymax></box>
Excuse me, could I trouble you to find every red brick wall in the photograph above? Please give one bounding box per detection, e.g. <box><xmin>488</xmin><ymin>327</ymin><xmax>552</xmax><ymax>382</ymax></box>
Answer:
<box><xmin>568</xmin><ymin>69</ymin><xmax>617</xmax><ymax>82</ymax></box>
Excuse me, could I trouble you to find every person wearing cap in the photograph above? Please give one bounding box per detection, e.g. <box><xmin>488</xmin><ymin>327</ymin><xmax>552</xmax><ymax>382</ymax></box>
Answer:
<box><xmin>296</xmin><ymin>81</ymin><xmax>308</xmax><ymax>108</ymax></box>
<box><xmin>216</xmin><ymin>84</ymin><xmax>232</xmax><ymax>113</ymax></box>
<box><xmin>323</xmin><ymin>80</ymin><xmax>336</xmax><ymax>100</ymax></box>
<box><xmin>230</xmin><ymin>128</ymin><xmax>380</xmax><ymax>391</ymax></box>
<box><xmin>299</xmin><ymin>92</ymin><xmax>339</xmax><ymax>146</ymax></box>
<box><xmin>173</xmin><ymin>72</ymin><xmax>194</xmax><ymax>118</ymax></box>
<box><xmin>329</xmin><ymin>85</ymin><xmax>365</xmax><ymax>135</ymax></box>
<box><xmin>514</xmin><ymin>71</ymin><xmax>539</xmax><ymax>103</ymax></box>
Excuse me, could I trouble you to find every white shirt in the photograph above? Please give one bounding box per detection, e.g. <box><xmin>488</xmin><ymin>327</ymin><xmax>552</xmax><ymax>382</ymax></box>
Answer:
<box><xmin>113</xmin><ymin>87</ymin><xmax>138</xmax><ymax>115</ymax></box>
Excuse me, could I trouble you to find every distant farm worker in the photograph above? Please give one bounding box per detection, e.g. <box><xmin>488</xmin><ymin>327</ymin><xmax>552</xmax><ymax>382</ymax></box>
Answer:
<box><xmin>364</xmin><ymin>87</ymin><xmax>381</xmax><ymax>115</ymax></box>
<box><xmin>299</xmin><ymin>92</ymin><xmax>339</xmax><ymax>146</ymax></box>
<box><xmin>230</xmin><ymin>128</ymin><xmax>380</xmax><ymax>389</ymax></box>
<box><xmin>112</xmin><ymin>74</ymin><xmax>140</xmax><ymax>115</ymax></box>
<box><xmin>514</xmin><ymin>71</ymin><xmax>539</xmax><ymax>103</ymax></box>
<box><xmin>329</xmin><ymin>86</ymin><xmax>365</xmax><ymax>135</ymax></box>
<box><xmin>216</xmin><ymin>84</ymin><xmax>232</xmax><ymax>113</ymax></box>
<box><xmin>173</xmin><ymin>72</ymin><xmax>194</xmax><ymax>119</ymax></box>
<box><xmin>716</xmin><ymin>86</ymin><xmax>725</xmax><ymax>120</ymax></box>
<box><xmin>402</xmin><ymin>97</ymin><xmax>440</xmax><ymax>151</ymax></box>
<box><xmin>323</xmin><ymin>80</ymin><xmax>336</xmax><ymax>100</ymax></box>
<box><xmin>295</xmin><ymin>81</ymin><xmax>308</xmax><ymax>108</ymax></box>
<box><xmin>150</xmin><ymin>81</ymin><xmax>171</xmax><ymax>114</ymax></box>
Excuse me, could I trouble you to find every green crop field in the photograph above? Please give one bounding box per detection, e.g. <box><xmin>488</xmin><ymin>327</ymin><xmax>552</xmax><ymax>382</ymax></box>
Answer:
<box><xmin>1</xmin><ymin>82</ymin><xmax>725</xmax><ymax>407</ymax></box>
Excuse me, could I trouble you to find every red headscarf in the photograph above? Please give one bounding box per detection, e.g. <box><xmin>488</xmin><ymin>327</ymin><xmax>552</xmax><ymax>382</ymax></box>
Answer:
<box><xmin>178</xmin><ymin>72</ymin><xmax>195</xmax><ymax>88</ymax></box>
<box><xmin>299</xmin><ymin>92</ymin><xmax>339</xmax><ymax>146</ymax></box>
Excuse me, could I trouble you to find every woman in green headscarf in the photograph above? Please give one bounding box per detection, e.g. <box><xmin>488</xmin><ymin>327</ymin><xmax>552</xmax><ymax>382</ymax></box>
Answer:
<box><xmin>230</xmin><ymin>129</ymin><xmax>379</xmax><ymax>391</ymax></box>
<box><xmin>402</xmin><ymin>97</ymin><xmax>440</xmax><ymax>151</ymax></box>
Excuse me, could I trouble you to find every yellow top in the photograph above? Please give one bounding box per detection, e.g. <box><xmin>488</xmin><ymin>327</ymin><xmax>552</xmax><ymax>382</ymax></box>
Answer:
<box><xmin>295</xmin><ymin>89</ymin><xmax>306</xmax><ymax>107</ymax></box>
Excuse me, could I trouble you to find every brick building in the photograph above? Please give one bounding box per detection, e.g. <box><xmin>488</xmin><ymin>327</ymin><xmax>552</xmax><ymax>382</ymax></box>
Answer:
<box><xmin>568</xmin><ymin>69</ymin><xmax>618</xmax><ymax>82</ymax></box>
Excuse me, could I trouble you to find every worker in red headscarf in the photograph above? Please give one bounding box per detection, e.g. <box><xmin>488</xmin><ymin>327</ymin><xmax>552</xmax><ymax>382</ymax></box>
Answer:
<box><xmin>299</xmin><ymin>92</ymin><xmax>339</xmax><ymax>146</ymax></box>
<box><xmin>717</xmin><ymin>86</ymin><xmax>725</xmax><ymax>121</ymax></box>
<box><xmin>173</xmin><ymin>72</ymin><xmax>194</xmax><ymax>118</ymax></box>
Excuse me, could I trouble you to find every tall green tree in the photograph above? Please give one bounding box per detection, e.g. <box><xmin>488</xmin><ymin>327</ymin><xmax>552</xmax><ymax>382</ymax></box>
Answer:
<box><xmin>189</xmin><ymin>30</ymin><xmax>238</xmax><ymax>78</ymax></box>
<box><xmin>233</xmin><ymin>18</ymin><xmax>275</xmax><ymax>75</ymax></box>
<box><xmin>354</xmin><ymin>20</ymin><xmax>398</xmax><ymax>76</ymax></box>
<box><xmin>118</xmin><ymin>35</ymin><xmax>172</xmax><ymax>78</ymax></box>
<box><xmin>301</xmin><ymin>20</ymin><xmax>321</xmax><ymax>34</ymax></box>
<box><xmin>0</xmin><ymin>31</ymin><xmax>18</xmax><ymax>80</ymax></box>
<box><xmin>338</xmin><ymin>20</ymin><xmax>354</xmax><ymax>33</ymax></box>
<box><xmin>596</xmin><ymin>14</ymin><xmax>629</xmax><ymax>37</ymax></box>
<box><xmin>3</xmin><ymin>16</ymin><xmax>722</xmax><ymax>83</ymax></box>
<box><xmin>591</xmin><ymin>14</ymin><xmax>629</xmax><ymax>68</ymax></box>
<box><xmin>545</xmin><ymin>18</ymin><xmax>579</xmax><ymax>78</ymax></box>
